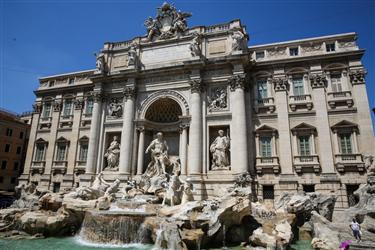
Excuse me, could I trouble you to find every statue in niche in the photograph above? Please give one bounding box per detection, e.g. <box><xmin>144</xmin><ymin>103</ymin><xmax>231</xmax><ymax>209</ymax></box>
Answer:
<box><xmin>108</xmin><ymin>99</ymin><xmax>123</xmax><ymax>118</ymax></box>
<box><xmin>144</xmin><ymin>132</ymin><xmax>170</xmax><ymax>176</ymax></box>
<box><xmin>210</xmin><ymin>130</ymin><xmax>230</xmax><ymax>170</ymax></box>
<box><xmin>127</xmin><ymin>43</ymin><xmax>137</xmax><ymax>66</ymax></box>
<box><xmin>95</xmin><ymin>53</ymin><xmax>106</xmax><ymax>73</ymax></box>
<box><xmin>104</xmin><ymin>136</ymin><xmax>120</xmax><ymax>171</ymax></box>
<box><xmin>231</xmin><ymin>28</ymin><xmax>245</xmax><ymax>52</ymax></box>
<box><xmin>189</xmin><ymin>33</ymin><xmax>202</xmax><ymax>57</ymax></box>
<box><xmin>207</xmin><ymin>88</ymin><xmax>227</xmax><ymax>111</ymax></box>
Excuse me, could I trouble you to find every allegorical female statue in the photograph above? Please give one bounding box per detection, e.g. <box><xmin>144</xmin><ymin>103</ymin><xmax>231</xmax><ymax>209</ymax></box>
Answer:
<box><xmin>104</xmin><ymin>136</ymin><xmax>120</xmax><ymax>171</ymax></box>
<box><xmin>210</xmin><ymin>130</ymin><xmax>230</xmax><ymax>170</ymax></box>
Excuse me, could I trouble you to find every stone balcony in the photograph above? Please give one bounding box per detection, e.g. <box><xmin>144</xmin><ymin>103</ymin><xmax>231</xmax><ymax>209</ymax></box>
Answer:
<box><xmin>254</xmin><ymin>97</ymin><xmax>276</xmax><ymax>113</ymax></box>
<box><xmin>31</xmin><ymin>161</ymin><xmax>45</xmax><ymax>174</ymax></box>
<box><xmin>289</xmin><ymin>94</ymin><xmax>313</xmax><ymax>111</ymax></box>
<box><xmin>52</xmin><ymin>161</ymin><xmax>68</xmax><ymax>174</ymax></box>
<box><xmin>256</xmin><ymin>156</ymin><xmax>280</xmax><ymax>174</ymax></box>
<box><xmin>74</xmin><ymin>161</ymin><xmax>87</xmax><ymax>174</ymax></box>
<box><xmin>39</xmin><ymin>116</ymin><xmax>52</xmax><ymax>129</ymax></box>
<box><xmin>293</xmin><ymin>155</ymin><xmax>320</xmax><ymax>174</ymax></box>
<box><xmin>335</xmin><ymin>153</ymin><xmax>365</xmax><ymax>173</ymax></box>
<box><xmin>327</xmin><ymin>91</ymin><xmax>354</xmax><ymax>109</ymax></box>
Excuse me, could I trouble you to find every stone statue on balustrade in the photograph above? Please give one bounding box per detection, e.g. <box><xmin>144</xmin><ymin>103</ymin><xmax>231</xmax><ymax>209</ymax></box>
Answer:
<box><xmin>127</xmin><ymin>43</ymin><xmax>137</xmax><ymax>66</ymax></box>
<box><xmin>231</xmin><ymin>28</ymin><xmax>245</xmax><ymax>52</ymax></box>
<box><xmin>107</xmin><ymin>99</ymin><xmax>123</xmax><ymax>118</ymax></box>
<box><xmin>189</xmin><ymin>33</ymin><xmax>202</xmax><ymax>57</ymax></box>
<box><xmin>207</xmin><ymin>88</ymin><xmax>227</xmax><ymax>111</ymax></box>
<box><xmin>103</xmin><ymin>136</ymin><xmax>120</xmax><ymax>171</ymax></box>
<box><xmin>210</xmin><ymin>130</ymin><xmax>230</xmax><ymax>170</ymax></box>
<box><xmin>95</xmin><ymin>53</ymin><xmax>106</xmax><ymax>73</ymax></box>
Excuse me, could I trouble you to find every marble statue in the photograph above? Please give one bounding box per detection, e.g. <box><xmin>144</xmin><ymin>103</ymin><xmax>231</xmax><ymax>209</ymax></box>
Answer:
<box><xmin>67</xmin><ymin>172</ymin><xmax>110</xmax><ymax>200</ymax></box>
<box><xmin>144</xmin><ymin>2</ymin><xmax>191</xmax><ymax>41</ymax></box>
<box><xmin>127</xmin><ymin>43</ymin><xmax>137</xmax><ymax>66</ymax></box>
<box><xmin>207</xmin><ymin>88</ymin><xmax>227</xmax><ymax>111</ymax></box>
<box><xmin>107</xmin><ymin>99</ymin><xmax>123</xmax><ymax>118</ymax></box>
<box><xmin>104</xmin><ymin>179</ymin><xmax>121</xmax><ymax>198</ymax></box>
<box><xmin>364</xmin><ymin>155</ymin><xmax>375</xmax><ymax>176</ymax></box>
<box><xmin>144</xmin><ymin>132</ymin><xmax>169</xmax><ymax>176</ymax></box>
<box><xmin>104</xmin><ymin>136</ymin><xmax>120</xmax><ymax>171</ymax></box>
<box><xmin>180</xmin><ymin>178</ymin><xmax>194</xmax><ymax>204</ymax></box>
<box><xmin>162</xmin><ymin>173</ymin><xmax>182</xmax><ymax>206</ymax></box>
<box><xmin>189</xmin><ymin>33</ymin><xmax>201</xmax><ymax>57</ymax></box>
<box><xmin>210</xmin><ymin>130</ymin><xmax>230</xmax><ymax>170</ymax></box>
<box><xmin>95</xmin><ymin>53</ymin><xmax>106</xmax><ymax>73</ymax></box>
<box><xmin>231</xmin><ymin>29</ymin><xmax>245</xmax><ymax>51</ymax></box>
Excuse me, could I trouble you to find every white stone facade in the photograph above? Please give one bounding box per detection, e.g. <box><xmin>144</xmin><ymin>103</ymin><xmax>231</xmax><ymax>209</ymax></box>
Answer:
<box><xmin>19</xmin><ymin>5</ymin><xmax>374</xmax><ymax>208</ymax></box>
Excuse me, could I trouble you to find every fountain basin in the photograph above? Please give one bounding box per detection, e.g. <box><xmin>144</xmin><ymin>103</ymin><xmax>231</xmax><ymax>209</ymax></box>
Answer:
<box><xmin>79</xmin><ymin>210</ymin><xmax>156</xmax><ymax>245</ymax></box>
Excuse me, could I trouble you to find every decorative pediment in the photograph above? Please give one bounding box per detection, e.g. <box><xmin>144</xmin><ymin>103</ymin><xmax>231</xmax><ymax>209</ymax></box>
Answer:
<box><xmin>332</xmin><ymin>120</ymin><xmax>358</xmax><ymax>129</ymax></box>
<box><xmin>35</xmin><ymin>138</ymin><xmax>48</xmax><ymax>144</ymax></box>
<box><xmin>291</xmin><ymin>123</ymin><xmax>316</xmax><ymax>134</ymax></box>
<box><xmin>56</xmin><ymin>136</ymin><xmax>69</xmax><ymax>143</ymax></box>
<box><xmin>79</xmin><ymin>136</ymin><xmax>89</xmax><ymax>142</ymax></box>
<box><xmin>255</xmin><ymin>125</ymin><xmax>277</xmax><ymax>134</ymax></box>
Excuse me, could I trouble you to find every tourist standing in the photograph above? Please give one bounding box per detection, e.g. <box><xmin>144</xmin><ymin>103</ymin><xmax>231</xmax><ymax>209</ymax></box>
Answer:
<box><xmin>349</xmin><ymin>218</ymin><xmax>361</xmax><ymax>242</ymax></box>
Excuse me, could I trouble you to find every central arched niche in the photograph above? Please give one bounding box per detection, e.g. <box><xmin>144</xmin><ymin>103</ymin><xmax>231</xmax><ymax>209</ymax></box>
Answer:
<box><xmin>145</xmin><ymin>98</ymin><xmax>182</xmax><ymax>123</ymax></box>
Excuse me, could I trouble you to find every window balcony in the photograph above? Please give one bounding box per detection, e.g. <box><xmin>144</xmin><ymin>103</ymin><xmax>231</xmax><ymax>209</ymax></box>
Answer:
<box><xmin>52</xmin><ymin>161</ymin><xmax>68</xmax><ymax>174</ymax></box>
<box><xmin>60</xmin><ymin>114</ymin><xmax>73</xmax><ymax>120</ymax></box>
<box><xmin>31</xmin><ymin>161</ymin><xmax>45</xmax><ymax>174</ymax></box>
<box><xmin>256</xmin><ymin>156</ymin><xmax>280</xmax><ymax>174</ymax></box>
<box><xmin>335</xmin><ymin>153</ymin><xmax>364</xmax><ymax>173</ymax></box>
<box><xmin>74</xmin><ymin>162</ymin><xmax>86</xmax><ymax>175</ymax></box>
<box><xmin>327</xmin><ymin>91</ymin><xmax>353</xmax><ymax>109</ymax></box>
<box><xmin>293</xmin><ymin>155</ymin><xmax>320</xmax><ymax>173</ymax></box>
<box><xmin>254</xmin><ymin>97</ymin><xmax>276</xmax><ymax>113</ymax></box>
<box><xmin>289</xmin><ymin>94</ymin><xmax>313</xmax><ymax>111</ymax></box>
<box><xmin>40</xmin><ymin>116</ymin><xmax>52</xmax><ymax>122</ymax></box>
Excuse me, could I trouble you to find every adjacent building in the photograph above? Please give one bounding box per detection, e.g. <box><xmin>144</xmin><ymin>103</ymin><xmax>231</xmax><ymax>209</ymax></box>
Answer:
<box><xmin>18</xmin><ymin>3</ymin><xmax>374</xmax><ymax>208</ymax></box>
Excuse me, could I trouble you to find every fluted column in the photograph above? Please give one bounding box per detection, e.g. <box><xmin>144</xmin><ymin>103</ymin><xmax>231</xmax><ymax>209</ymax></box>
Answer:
<box><xmin>188</xmin><ymin>79</ymin><xmax>203</xmax><ymax>175</ymax></box>
<box><xmin>136</xmin><ymin>126</ymin><xmax>145</xmax><ymax>175</ymax></box>
<box><xmin>119</xmin><ymin>86</ymin><xmax>136</xmax><ymax>174</ymax></box>
<box><xmin>179</xmin><ymin>124</ymin><xmax>188</xmax><ymax>175</ymax></box>
<box><xmin>229</xmin><ymin>74</ymin><xmax>249</xmax><ymax>173</ymax></box>
<box><xmin>86</xmin><ymin>90</ymin><xmax>103</xmax><ymax>174</ymax></box>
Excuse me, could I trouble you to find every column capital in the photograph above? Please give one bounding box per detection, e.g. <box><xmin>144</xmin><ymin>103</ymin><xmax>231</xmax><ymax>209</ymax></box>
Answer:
<box><xmin>32</xmin><ymin>102</ymin><xmax>42</xmax><ymax>114</ymax></box>
<box><xmin>272</xmin><ymin>76</ymin><xmax>288</xmax><ymax>92</ymax></box>
<box><xmin>189</xmin><ymin>79</ymin><xmax>205</xmax><ymax>93</ymax></box>
<box><xmin>53</xmin><ymin>100</ymin><xmax>62</xmax><ymax>112</ymax></box>
<box><xmin>229</xmin><ymin>73</ymin><xmax>247</xmax><ymax>91</ymax></box>
<box><xmin>92</xmin><ymin>91</ymin><xmax>103</xmax><ymax>103</ymax></box>
<box><xmin>349</xmin><ymin>69</ymin><xmax>367</xmax><ymax>85</ymax></box>
<box><xmin>74</xmin><ymin>98</ymin><xmax>84</xmax><ymax>110</ymax></box>
<box><xmin>309</xmin><ymin>74</ymin><xmax>327</xmax><ymax>89</ymax></box>
<box><xmin>123</xmin><ymin>86</ymin><xmax>136</xmax><ymax>100</ymax></box>
<box><xmin>136</xmin><ymin>126</ymin><xmax>145</xmax><ymax>132</ymax></box>
<box><xmin>179</xmin><ymin>124</ymin><xmax>189</xmax><ymax>133</ymax></box>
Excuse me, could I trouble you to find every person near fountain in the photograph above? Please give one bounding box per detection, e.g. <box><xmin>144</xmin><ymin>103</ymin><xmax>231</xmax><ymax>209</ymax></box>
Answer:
<box><xmin>210</xmin><ymin>130</ymin><xmax>230</xmax><ymax>170</ymax></box>
<box><xmin>104</xmin><ymin>136</ymin><xmax>120</xmax><ymax>171</ymax></box>
<box><xmin>349</xmin><ymin>218</ymin><xmax>361</xmax><ymax>242</ymax></box>
<box><xmin>144</xmin><ymin>132</ymin><xmax>169</xmax><ymax>176</ymax></box>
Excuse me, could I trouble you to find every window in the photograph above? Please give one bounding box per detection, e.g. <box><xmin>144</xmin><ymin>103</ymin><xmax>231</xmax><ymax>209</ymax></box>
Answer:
<box><xmin>298</xmin><ymin>135</ymin><xmax>311</xmax><ymax>156</ymax></box>
<box><xmin>339</xmin><ymin>133</ymin><xmax>352</xmax><ymax>154</ymax></box>
<box><xmin>326</xmin><ymin>43</ymin><xmax>335</xmax><ymax>52</ymax></box>
<box><xmin>289</xmin><ymin>47</ymin><xmax>299</xmax><ymax>56</ymax></box>
<box><xmin>79</xmin><ymin>142</ymin><xmax>89</xmax><ymax>162</ymax></box>
<box><xmin>1</xmin><ymin>161</ymin><xmax>7</xmax><ymax>169</ymax></box>
<box><xmin>56</xmin><ymin>143</ymin><xmax>67</xmax><ymax>161</ymax></box>
<box><xmin>257</xmin><ymin>79</ymin><xmax>268</xmax><ymax>99</ymax></box>
<box><xmin>330</xmin><ymin>74</ymin><xmax>342</xmax><ymax>92</ymax></box>
<box><xmin>5</xmin><ymin>144</ymin><xmax>10</xmax><ymax>153</ymax></box>
<box><xmin>49</xmin><ymin>80</ymin><xmax>55</xmax><ymax>87</ymax></box>
<box><xmin>13</xmin><ymin>162</ymin><xmax>19</xmax><ymax>171</ymax></box>
<box><xmin>303</xmin><ymin>185</ymin><xmax>315</xmax><ymax>193</ymax></box>
<box><xmin>255</xmin><ymin>51</ymin><xmax>265</xmax><ymax>59</ymax></box>
<box><xmin>63</xmin><ymin>99</ymin><xmax>73</xmax><ymax>117</ymax></box>
<box><xmin>19</xmin><ymin>131</ymin><xmax>24</xmax><ymax>139</ymax></box>
<box><xmin>42</xmin><ymin>103</ymin><xmax>52</xmax><ymax>118</ymax></box>
<box><xmin>11</xmin><ymin>177</ymin><xmax>16</xmax><ymax>184</ymax></box>
<box><xmin>86</xmin><ymin>98</ymin><xmax>94</xmax><ymax>115</ymax></box>
<box><xmin>263</xmin><ymin>185</ymin><xmax>274</xmax><ymax>200</ymax></box>
<box><xmin>35</xmin><ymin>143</ymin><xmax>46</xmax><ymax>161</ymax></box>
<box><xmin>346</xmin><ymin>184</ymin><xmax>359</xmax><ymax>207</ymax></box>
<box><xmin>292</xmin><ymin>77</ymin><xmax>304</xmax><ymax>96</ymax></box>
<box><xmin>53</xmin><ymin>182</ymin><xmax>61</xmax><ymax>193</ymax></box>
<box><xmin>6</xmin><ymin>128</ymin><xmax>13</xmax><ymax>136</ymax></box>
<box><xmin>260</xmin><ymin>136</ymin><xmax>272</xmax><ymax>157</ymax></box>
<box><xmin>68</xmin><ymin>78</ymin><xmax>74</xmax><ymax>84</ymax></box>
<box><xmin>0</xmin><ymin>176</ymin><xmax>3</xmax><ymax>183</ymax></box>
<box><xmin>16</xmin><ymin>146</ymin><xmax>22</xmax><ymax>155</ymax></box>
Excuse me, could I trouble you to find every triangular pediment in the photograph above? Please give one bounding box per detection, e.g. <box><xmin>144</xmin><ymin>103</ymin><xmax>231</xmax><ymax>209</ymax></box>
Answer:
<box><xmin>291</xmin><ymin>122</ymin><xmax>316</xmax><ymax>132</ymax></box>
<box><xmin>255</xmin><ymin>124</ymin><xmax>277</xmax><ymax>133</ymax></box>
<box><xmin>332</xmin><ymin>120</ymin><xmax>358</xmax><ymax>129</ymax></box>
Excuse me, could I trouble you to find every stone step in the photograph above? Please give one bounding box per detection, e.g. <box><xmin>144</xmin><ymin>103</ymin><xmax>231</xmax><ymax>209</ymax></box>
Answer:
<box><xmin>349</xmin><ymin>242</ymin><xmax>375</xmax><ymax>250</ymax></box>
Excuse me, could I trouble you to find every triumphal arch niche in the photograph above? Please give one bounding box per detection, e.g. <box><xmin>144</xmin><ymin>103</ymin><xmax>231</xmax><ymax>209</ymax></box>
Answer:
<box><xmin>85</xmin><ymin>2</ymin><xmax>250</xmax><ymax>197</ymax></box>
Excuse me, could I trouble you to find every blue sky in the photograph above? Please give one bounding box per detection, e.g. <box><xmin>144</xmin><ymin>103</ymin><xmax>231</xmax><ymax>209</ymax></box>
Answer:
<box><xmin>0</xmin><ymin>0</ymin><xmax>374</xmax><ymax>126</ymax></box>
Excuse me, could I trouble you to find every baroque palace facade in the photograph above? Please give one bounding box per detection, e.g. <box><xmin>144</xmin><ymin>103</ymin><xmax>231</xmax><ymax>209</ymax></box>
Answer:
<box><xmin>19</xmin><ymin>3</ymin><xmax>374</xmax><ymax>208</ymax></box>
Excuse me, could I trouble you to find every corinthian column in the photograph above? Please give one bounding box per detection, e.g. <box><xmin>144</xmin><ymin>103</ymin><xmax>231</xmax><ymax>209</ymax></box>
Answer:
<box><xmin>179</xmin><ymin>124</ymin><xmax>188</xmax><ymax>175</ymax></box>
<box><xmin>188</xmin><ymin>79</ymin><xmax>203</xmax><ymax>175</ymax></box>
<box><xmin>86</xmin><ymin>89</ymin><xmax>103</xmax><ymax>174</ymax></box>
<box><xmin>119</xmin><ymin>86</ymin><xmax>136</xmax><ymax>175</ymax></box>
<box><xmin>229</xmin><ymin>74</ymin><xmax>249</xmax><ymax>174</ymax></box>
<box><xmin>136</xmin><ymin>126</ymin><xmax>145</xmax><ymax>175</ymax></box>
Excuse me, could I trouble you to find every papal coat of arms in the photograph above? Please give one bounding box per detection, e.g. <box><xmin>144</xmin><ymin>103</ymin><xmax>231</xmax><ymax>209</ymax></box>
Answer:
<box><xmin>144</xmin><ymin>2</ymin><xmax>192</xmax><ymax>41</ymax></box>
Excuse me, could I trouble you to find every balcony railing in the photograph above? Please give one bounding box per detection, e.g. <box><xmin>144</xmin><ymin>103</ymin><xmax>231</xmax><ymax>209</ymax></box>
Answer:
<box><xmin>293</xmin><ymin>155</ymin><xmax>320</xmax><ymax>173</ymax></box>
<box><xmin>52</xmin><ymin>161</ymin><xmax>68</xmax><ymax>174</ymax></box>
<box><xmin>31</xmin><ymin>161</ymin><xmax>45</xmax><ymax>174</ymax></box>
<box><xmin>256</xmin><ymin>156</ymin><xmax>280</xmax><ymax>174</ymax></box>
<box><xmin>327</xmin><ymin>91</ymin><xmax>353</xmax><ymax>108</ymax></box>
<box><xmin>254</xmin><ymin>97</ymin><xmax>275</xmax><ymax>113</ymax></box>
<box><xmin>335</xmin><ymin>153</ymin><xmax>362</xmax><ymax>163</ymax></box>
<box><xmin>294</xmin><ymin>155</ymin><xmax>319</xmax><ymax>163</ymax></box>
<box><xmin>335</xmin><ymin>153</ymin><xmax>364</xmax><ymax>173</ymax></box>
<box><xmin>289</xmin><ymin>94</ymin><xmax>313</xmax><ymax>111</ymax></box>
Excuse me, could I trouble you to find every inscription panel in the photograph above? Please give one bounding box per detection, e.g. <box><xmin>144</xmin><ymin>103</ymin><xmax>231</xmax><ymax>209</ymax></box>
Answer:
<box><xmin>141</xmin><ymin>43</ymin><xmax>192</xmax><ymax>66</ymax></box>
<box><xmin>208</xmin><ymin>39</ymin><xmax>227</xmax><ymax>55</ymax></box>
